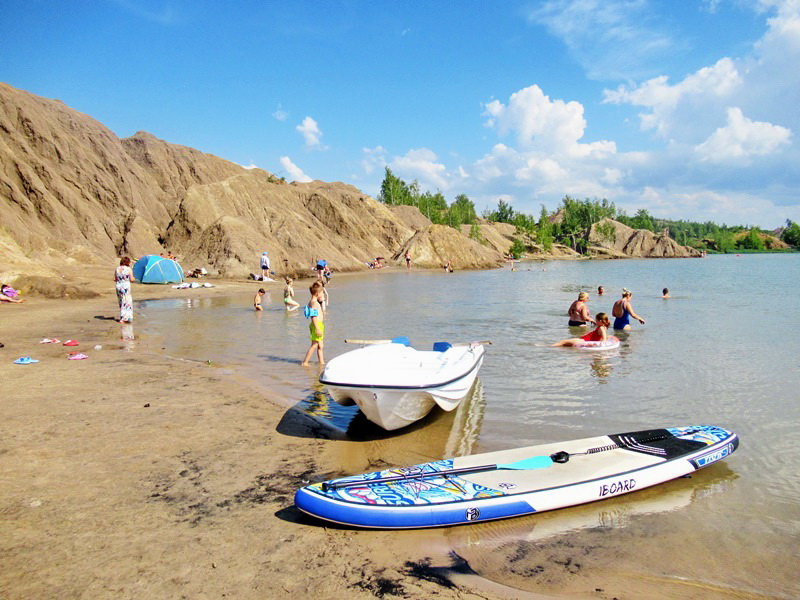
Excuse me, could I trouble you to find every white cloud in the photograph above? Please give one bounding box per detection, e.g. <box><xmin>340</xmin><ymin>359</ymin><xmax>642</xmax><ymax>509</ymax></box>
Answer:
<box><xmin>695</xmin><ymin>107</ymin><xmax>791</xmax><ymax>162</ymax></box>
<box><xmin>359</xmin><ymin>3</ymin><xmax>799</xmax><ymax>228</ymax></box>
<box><xmin>361</xmin><ymin>146</ymin><xmax>387</xmax><ymax>174</ymax></box>
<box><xmin>279</xmin><ymin>156</ymin><xmax>312</xmax><ymax>183</ymax></box>
<box><xmin>603</xmin><ymin>58</ymin><xmax>743</xmax><ymax>140</ymax></box>
<box><xmin>296</xmin><ymin>116</ymin><xmax>327</xmax><ymax>150</ymax></box>
<box><xmin>483</xmin><ymin>85</ymin><xmax>615</xmax><ymax>157</ymax></box>
<box><xmin>527</xmin><ymin>0</ymin><xmax>676</xmax><ymax>80</ymax></box>
<box><xmin>272</xmin><ymin>104</ymin><xmax>288</xmax><ymax>122</ymax></box>
<box><xmin>390</xmin><ymin>148</ymin><xmax>449</xmax><ymax>190</ymax></box>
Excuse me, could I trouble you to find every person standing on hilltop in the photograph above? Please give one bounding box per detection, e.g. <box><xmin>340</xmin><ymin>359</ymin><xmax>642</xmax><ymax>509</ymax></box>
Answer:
<box><xmin>612</xmin><ymin>288</ymin><xmax>646</xmax><ymax>331</ymax></box>
<box><xmin>260</xmin><ymin>252</ymin><xmax>271</xmax><ymax>280</ymax></box>
<box><xmin>115</xmin><ymin>257</ymin><xmax>134</xmax><ymax>323</ymax></box>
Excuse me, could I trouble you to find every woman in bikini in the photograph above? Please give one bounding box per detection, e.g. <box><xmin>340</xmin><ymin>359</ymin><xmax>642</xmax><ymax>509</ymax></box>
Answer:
<box><xmin>567</xmin><ymin>292</ymin><xmax>594</xmax><ymax>326</ymax></box>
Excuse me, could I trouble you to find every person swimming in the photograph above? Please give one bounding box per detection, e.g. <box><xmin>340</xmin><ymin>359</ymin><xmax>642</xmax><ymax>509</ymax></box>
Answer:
<box><xmin>612</xmin><ymin>289</ymin><xmax>645</xmax><ymax>330</ymax></box>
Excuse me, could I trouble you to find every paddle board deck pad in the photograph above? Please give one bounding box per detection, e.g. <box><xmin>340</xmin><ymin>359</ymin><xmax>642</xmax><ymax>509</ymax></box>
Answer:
<box><xmin>294</xmin><ymin>425</ymin><xmax>738</xmax><ymax>529</ymax></box>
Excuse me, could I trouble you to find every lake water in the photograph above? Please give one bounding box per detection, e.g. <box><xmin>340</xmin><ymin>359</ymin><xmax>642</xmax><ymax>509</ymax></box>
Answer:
<box><xmin>137</xmin><ymin>254</ymin><xmax>800</xmax><ymax>598</ymax></box>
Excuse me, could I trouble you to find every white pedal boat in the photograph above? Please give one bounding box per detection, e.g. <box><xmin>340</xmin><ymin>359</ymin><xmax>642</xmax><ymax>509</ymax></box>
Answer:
<box><xmin>319</xmin><ymin>338</ymin><xmax>487</xmax><ymax>431</ymax></box>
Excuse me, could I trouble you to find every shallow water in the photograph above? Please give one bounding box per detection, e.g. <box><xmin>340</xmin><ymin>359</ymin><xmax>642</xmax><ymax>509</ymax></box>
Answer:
<box><xmin>138</xmin><ymin>254</ymin><xmax>800</xmax><ymax>597</ymax></box>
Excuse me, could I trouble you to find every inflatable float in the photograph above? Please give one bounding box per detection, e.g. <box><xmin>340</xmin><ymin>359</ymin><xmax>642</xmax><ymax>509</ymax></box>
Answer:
<box><xmin>576</xmin><ymin>335</ymin><xmax>620</xmax><ymax>350</ymax></box>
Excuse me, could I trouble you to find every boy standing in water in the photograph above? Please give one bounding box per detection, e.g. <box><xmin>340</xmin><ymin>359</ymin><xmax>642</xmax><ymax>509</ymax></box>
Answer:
<box><xmin>301</xmin><ymin>281</ymin><xmax>325</xmax><ymax>366</ymax></box>
<box><xmin>254</xmin><ymin>288</ymin><xmax>266</xmax><ymax>311</ymax></box>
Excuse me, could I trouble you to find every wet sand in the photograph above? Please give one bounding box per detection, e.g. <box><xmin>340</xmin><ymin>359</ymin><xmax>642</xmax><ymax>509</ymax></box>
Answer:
<box><xmin>0</xmin><ymin>274</ymin><xmax>774</xmax><ymax>599</ymax></box>
<box><xmin>0</xmin><ymin>280</ymin><xmax>531</xmax><ymax>599</ymax></box>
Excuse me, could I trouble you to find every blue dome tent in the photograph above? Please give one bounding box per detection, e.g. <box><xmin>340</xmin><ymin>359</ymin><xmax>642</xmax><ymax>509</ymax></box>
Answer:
<box><xmin>133</xmin><ymin>255</ymin><xmax>184</xmax><ymax>284</ymax></box>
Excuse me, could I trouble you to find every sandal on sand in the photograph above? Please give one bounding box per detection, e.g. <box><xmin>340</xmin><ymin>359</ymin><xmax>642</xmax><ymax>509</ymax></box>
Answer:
<box><xmin>40</xmin><ymin>338</ymin><xmax>61</xmax><ymax>344</ymax></box>
<box><xmin>63</xmin><ymin>340</ymin><xmax>79</xmax><ymax>347</ymax></box>
<box><xmin>14</xmin><ymin>356</ymin><xmax>39</xmax><ymax>364</ymax></box>
<box><xmin>68</xmin><ymin>353</ymin><xmax>88</xmax><ymax>360</ymax></box>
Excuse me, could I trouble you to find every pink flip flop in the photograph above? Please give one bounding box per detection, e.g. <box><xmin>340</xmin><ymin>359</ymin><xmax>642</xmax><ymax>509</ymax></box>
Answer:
<box><xmin>63</xmin><ymin>340</ymin><xmax>79</xmax><ymax>347</ymax></box>
<box><xmin>68</xmin><ymin>353</ymin><xmax>88</xmax><ymax>360</ymax></box>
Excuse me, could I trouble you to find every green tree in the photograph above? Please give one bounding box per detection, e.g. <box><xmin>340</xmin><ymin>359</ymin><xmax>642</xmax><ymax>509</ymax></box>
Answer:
<box><xmin>488</xmin><ymin>199</ymin><xmax>516</xmax><ymax>223</ymax></box>
<box><xmin>630</xmin><ymin>208</ymin><xmax>655</xmax><ymax>232</ymax></box>
<box><xmin>469</xmin><ymin>223</ymin><xmax>485</xmax><ymax>244</ymax></box>
<box><xmin>738</xmin><ymin>228</ymin><xmax>765</xmax><ymax>250</ymax></box>
<box><xmin>536</xmin><ymin>204</ymin><xmax>554</xmax><ymax>252</ymax></box>
<box><xmin>451</xmin><ymin>194</ymin><xmax>477</xmax><ymax>225</ymax></box>
<box><xmin>713</xmin><ymin>230</ymin><xmax>736</xmax><ymax>253</ymax></box>
<box><xmin>377</xmin><ymin>167</ymin><xmax>409</xmax><ymax>205</ymax></box>
<box><xmin>782</xmin><ymin>219</ymin><xmax>800</xmax><ymax>247</ymax></box>
<box><xmin>509</xmin><ymin>238</ymin><xmax>526</xmax><ymax>259</ymax></box>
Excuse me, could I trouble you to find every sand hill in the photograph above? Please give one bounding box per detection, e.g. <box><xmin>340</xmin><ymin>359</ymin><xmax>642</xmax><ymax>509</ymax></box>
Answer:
<box><xmin>0</xmin><ymin>83</ymin><xmax>504</xmax><ymax>291</ymax></box>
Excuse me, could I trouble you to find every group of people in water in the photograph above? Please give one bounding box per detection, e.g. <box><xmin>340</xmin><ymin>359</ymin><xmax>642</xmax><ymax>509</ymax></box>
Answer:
<box><xmin>554</xmin><ymin>287</ymin><xmax>659</xmax><ymax>347</ymax></box>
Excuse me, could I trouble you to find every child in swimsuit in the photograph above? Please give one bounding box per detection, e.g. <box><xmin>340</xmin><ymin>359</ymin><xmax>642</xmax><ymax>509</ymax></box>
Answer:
<box><xmin>301</xmin><ymin>281</ymin><xmax>325</xmax><ymax>366</ymax></box>
<box><xmin>283</xmin><ymin>277</ymin><xmax>300</xmax><ymax>311</ymax></box>
<box><xmin>254</xmin><ymin>288</ymin><xmax>265</xmax><ymax>311</ymax></box>
<box><xmin>553</xmin><ymin>313</ymin><xmax>611</xmax><ymax>346</ymax></box>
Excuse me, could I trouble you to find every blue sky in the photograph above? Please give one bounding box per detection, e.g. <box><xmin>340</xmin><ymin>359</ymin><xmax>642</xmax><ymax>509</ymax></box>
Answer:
<box><xmin>1</xmin><ymin>0</ymin><xmax>798</xmax><ymax>228</ymax></box>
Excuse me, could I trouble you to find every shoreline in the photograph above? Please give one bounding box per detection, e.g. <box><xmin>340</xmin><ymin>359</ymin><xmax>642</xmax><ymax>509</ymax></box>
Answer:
<box><xmin>1</xmin><ymin>289</ymin><xmax>539</xmax><ymax>599</ymax></box>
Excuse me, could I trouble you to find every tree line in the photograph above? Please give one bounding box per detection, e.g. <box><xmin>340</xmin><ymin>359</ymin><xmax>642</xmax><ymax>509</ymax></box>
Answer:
<box><xmin>376</xmin><ymin>167</ymin><xmax>800</xmax><ymax>256</ymax></box>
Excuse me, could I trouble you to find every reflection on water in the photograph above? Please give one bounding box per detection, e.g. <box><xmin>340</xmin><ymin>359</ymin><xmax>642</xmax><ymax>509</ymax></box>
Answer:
<box><xmin>120</xmin><ymin>322</ymin><xmax>135</xmax><ymax>352</ymax></box>
<box><xmin>447</xmin><ymin>462</ymin><xmax>738</xmax><ymax>553</ymax></box>
<box><xmin>286</xmin><ymin>377</ymin><xmax>487</xmax><ymax>454</ymax></box>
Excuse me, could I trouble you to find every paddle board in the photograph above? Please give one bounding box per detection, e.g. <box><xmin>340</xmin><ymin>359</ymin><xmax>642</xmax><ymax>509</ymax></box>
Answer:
<box><xmin>294</xmin><ymin>425</ymin><xmax>738</xmax><ymax>529</ymax></box>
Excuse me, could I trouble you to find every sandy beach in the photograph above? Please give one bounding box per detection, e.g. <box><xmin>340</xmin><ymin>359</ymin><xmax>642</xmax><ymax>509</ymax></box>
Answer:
<box><xmin>0</xmin><ymin>276</ymin><xmax>538</xmax><ymax>600</ymax></box>
<box><xmin>3</xmin><ymin>260</ymin><xmax>796</xmax><ymax>600</ymax></box>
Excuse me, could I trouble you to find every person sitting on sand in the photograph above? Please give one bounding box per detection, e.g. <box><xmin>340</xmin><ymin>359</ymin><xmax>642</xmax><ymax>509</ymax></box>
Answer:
<box><xmin>0</xmin><ymin>284</ymin><xmax>24</xmax><ymax>303</ymax></box>
<box><xmin>254</xmin><ymin>288</ymin><xmax>266</xmax><ymax>311</ymax></box>
<box><xmin>283</xmin><ymin>278</ymin><xmax>299</xmax><ymax>311</ymax></box>
<box><xmin>553</xmin><ymin>313</ymin><xmax>611</xmax><ymax>346</ymax></box>
<box><xmin>301</xmin><ymin>281</ymin><xmax>325</xmax><ymax>366</ymax></box>
<box><xmin>662</xmin><ymin>287</ymin><xmax>670</xmax><ymax>298</ymax></box>
<box><xmin>567</xmin><ymin>292</ymin><xmax>594</xmax><ymax>327</ymax></box>
<box><xmin>612</xmin><ymin>289</ymin><xmax>645</xmax><ymax>330</ymax></box>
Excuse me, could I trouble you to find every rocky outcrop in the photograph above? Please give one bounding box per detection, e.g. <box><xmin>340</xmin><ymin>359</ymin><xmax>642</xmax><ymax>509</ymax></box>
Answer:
<box><xmin>587</xmin><ymin>218</ymin><xmax>701</xmax><ymax>258</ymax></box>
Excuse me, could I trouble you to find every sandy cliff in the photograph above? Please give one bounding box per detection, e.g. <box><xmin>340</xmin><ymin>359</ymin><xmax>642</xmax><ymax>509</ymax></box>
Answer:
<box><xmin>0</xmin><ymin>84</ymin><xmax>503</xmax><ymax>289</ymax></box>
<box><xmin>587</xmin><ymin>218</ymin><xmax>702</xmax><ymax>258</ymax></box>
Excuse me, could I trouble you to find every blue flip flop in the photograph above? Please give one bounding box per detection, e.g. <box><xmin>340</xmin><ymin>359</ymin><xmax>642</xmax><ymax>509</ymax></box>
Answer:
<box><xmin>14</xmin><ymin>356</ymin><xmax>39</xmax><ymax>364</ymax></box>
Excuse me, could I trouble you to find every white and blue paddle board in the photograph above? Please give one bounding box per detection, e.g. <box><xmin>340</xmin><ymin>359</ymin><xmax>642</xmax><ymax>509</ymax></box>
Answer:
<box><xmin>294</xmin><ymin>425</ymin><xmax>738</xmax><ymax>529</ymax></box>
